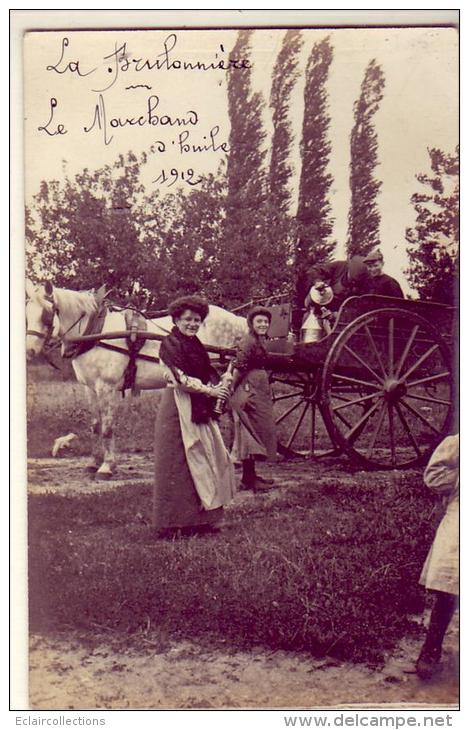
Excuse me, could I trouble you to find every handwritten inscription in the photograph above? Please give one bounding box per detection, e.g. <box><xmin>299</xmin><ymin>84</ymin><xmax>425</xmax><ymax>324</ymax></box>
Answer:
<box><xmin>82</xmin><ymin>94</ymin><xmax>199</xmax><ymax>146</ymax></box>
<box><xmin>37</xmin><ymin>97</ymin><xmax>68</xmax><ymax>136</ymax></box>
<box><xmin>152</xmin><ymin>168</ymin><xmax>203</xmax><ymax>187</ymax></box>
<box><xmin>46</xmin><ymin>34</ymin><xmax>250</xmax><ymax>91</ymax></box>
<box><xmin>37</xmin><ymin>32</ymin><xmax>236</xmax><ymax>182</ymax></box>
<box><xmin>46</xmin><ymin>37</ymin><xmax>97</xmax><ymax>78</ymax></box>
<box><xmin>178</xmin><ymin>126</ymin><xmax>229</xmax><ymax>154</ymax></box>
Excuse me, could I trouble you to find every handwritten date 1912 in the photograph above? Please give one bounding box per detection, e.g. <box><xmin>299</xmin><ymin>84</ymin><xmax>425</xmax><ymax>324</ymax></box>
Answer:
<box><xmin>152</xmin><ymin>168</ymin><xmax>203</xmax><ymax>187</ymax></box>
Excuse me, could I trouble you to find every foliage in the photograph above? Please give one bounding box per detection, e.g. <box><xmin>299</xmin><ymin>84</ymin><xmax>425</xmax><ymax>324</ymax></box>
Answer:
<box><xmin>296</xmin><ymin>37</ymin><xmax>336</xmax><ymax>306</ymax></box>
<box><xmin>267</xmin><ymin>29</ymin><xmax>304</xmax><ymax>294</ymax></box>
<box><xmin>405</xmin><ymin>146</ymin><xmax>459</xmax><ymax>305</ymax></box>
<box><xmin>347</xmin><ymin>60</ymin><xmax>385</xmax><ymax>257</ymax></box>
<box><xmin>28</xmin><ymin>468</ymin><xmax>438</xmax><ymax>665</ymax></box>
<box><xmin>26</xmin><ymin>153</ymin><xmax>156</xmax><ymax>304</ymax></box>
<box><xmin>25</xmin><ymin>151</ymin><xmax>228</xmax><ymax>309</ymax></box>
<box><xmin>145</xmin><ymin>172</ymin><xmax>227</xmax><ymax>307</ymax></box>
<box><xmin>270</xmin><ymin>30</ymin><xmax>303</xmax><ymax>218</ymax></box>
<box><xmin>214</xmin><ymin>30</ymin><xmax>290</xmax><ymax>307</ymax></box>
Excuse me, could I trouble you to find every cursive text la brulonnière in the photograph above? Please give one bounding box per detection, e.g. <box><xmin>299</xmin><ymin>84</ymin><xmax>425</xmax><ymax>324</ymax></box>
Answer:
<box><xmin>47</xmin><ymin>34</ymin><xmax>251</xmax><ymax>93</ymax></box>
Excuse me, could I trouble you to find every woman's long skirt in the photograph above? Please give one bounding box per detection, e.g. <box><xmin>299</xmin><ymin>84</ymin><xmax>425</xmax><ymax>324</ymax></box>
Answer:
<box><xmin>230</xmin><ymin>368</ymin><xmax>277</xmax><ymax>462</ymax></box>
<box><xmin>153</xmin><ymin>389</ymin><xmax>222</xmax><ymax>530</ymax></box>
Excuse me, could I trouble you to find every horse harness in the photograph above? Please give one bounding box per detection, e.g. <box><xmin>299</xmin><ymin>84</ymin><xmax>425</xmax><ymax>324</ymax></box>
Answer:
<box><xmin>66</xmin><ymin>305</ymin><xmax>167</xmax><ymax>397</ymax></box>
<box><xmin>29</xmin><ymin>288</ymin><xmax>168</xmax><ymax>394</ymax></box>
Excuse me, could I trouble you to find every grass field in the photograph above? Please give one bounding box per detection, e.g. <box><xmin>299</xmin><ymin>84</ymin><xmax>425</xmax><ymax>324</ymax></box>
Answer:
<box><xmin>27</xmin><ymin>363</ymin><xmax>446</xmax><ymax>668</ymax></box>
<box><xmin>26</xmin><ymin>363</ymin><xmax>334</xmax><ymax>458</ymax></box>
<box><xmin>27</xmin><ymin>362</ymin><xmax>161</xmax><ymax>457</ymax></box>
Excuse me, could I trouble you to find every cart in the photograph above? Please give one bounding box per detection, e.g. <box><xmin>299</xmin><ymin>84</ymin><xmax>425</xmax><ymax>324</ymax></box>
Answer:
<box><xmin>265</xmin><ymin>294</ymin><xmax>456</xmax><ymax>470</ymax></box>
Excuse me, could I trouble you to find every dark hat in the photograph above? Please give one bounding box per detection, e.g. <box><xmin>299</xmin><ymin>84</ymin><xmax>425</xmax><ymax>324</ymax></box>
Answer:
<box><xmin>168</xmin><ymin>295</ymin><xmax>209</xmax><ymax>322</ymax></box>
<box><xmin>363</xmin><ymin>248</ymin><xmax>384</xmax><ymax>263</ymax></box>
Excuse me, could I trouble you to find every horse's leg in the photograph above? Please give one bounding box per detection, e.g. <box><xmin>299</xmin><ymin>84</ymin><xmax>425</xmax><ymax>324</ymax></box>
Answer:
<box><xmin>84</xmin><ymin>385</ymin><xmax>103</xmax><ymax>473</ymax></box>
<box><xmin>95</xmin><ymin>382</ymin><xmax>118</xmax><ymax>479</ymax></box>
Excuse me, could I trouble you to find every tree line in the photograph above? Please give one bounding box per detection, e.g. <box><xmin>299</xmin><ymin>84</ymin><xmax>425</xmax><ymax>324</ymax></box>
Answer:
<box><xmin>26</xmin><ymin>30</ymin><xmax>459</xmax><ymax>309</ymax></box>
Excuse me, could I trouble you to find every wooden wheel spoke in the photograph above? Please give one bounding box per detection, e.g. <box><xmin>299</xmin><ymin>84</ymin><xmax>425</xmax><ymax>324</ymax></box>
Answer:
<box><xmin>388</xmin><ymin>317</ymin><xmax>395</xmax><ymax>377</ymax></box>
<box><xmin>286</xmin><ymin>402</ymin><xmax>309</xmax><ymax>450</ymax></box>
<box><xmin>388</xmin><ymin>405</ymin><xmax>396</xmax><ymax>467</ymax></box>
<box><xmin>400</xmin><ymin>398</ymin><xmax>442</xmax><ymax>435</ymax></box>
<box><xmin>395</xmin><ymin>324</ymin><xmax>420</xmax><ymax>378</ymax></box>
<box><xmin>333</xmin><ymin>391</ymin><xmax>381</xmax><ymax>412</ymax></box>
<box><xmin>272</xmin><ymin>379</ymin><xmax>306</xmax><ymax>389</ymax></box>
<box><xmin>273</xmin><ymin>390</ymin><xmax>305</xmax><ymax>403</ymax></box>
<box><xmin>332</xmin><ymin>373</ymin><xmax>383</xmax><ymax>391</ymax></box>
<box><xmin>407</xmin><ymin>371</ymin><xmax>450</xmax><ymax>389</ymax></box>
<box><xmin>334</xmin><ymin>408</ymin><xmax>353</xmax><ymax>430</ymax></box>
<box><xmin>275</xmin><ymin>398</ymin><xmax>303</xmax><ymax>425</ymax></box>
<box><xmin>394</xmin><ymin>403</ymin><xmax>422</xmax><ymax>458</ymax></box>
<box><xmin>365</xmin><ymin>403</ymin><xmax>387</xmax><ymax>460</ymax></box>
<box><xmin>364</xmin><ymin>325</ymin><xmax>387</xmax><ymax>378</ymax></box>
<box><xmin>330</xmin><ymin>393</ymin><xmax>356</xmax><ymax>403</ymax></box>
<box><xmin>400</xmin><ymin>344</ymin><xmax>440</xmax><ymax>383</ymax></box>
<box><xmin>345</xmin><ymin>400</ymin><xmax>381</xmax><ymax>444</ymax></box>
<box><xmin>405</xmin><ymin>393</ymin><xmax>451</xmax><ymax>407</ymax></box>
<box><xmin>342</xmin><ymin>344</ymin><xmax>383</xmax><ymax>385</ymax></box>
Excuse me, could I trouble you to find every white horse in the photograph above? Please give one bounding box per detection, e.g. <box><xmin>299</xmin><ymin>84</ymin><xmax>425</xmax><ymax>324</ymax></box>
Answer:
<box><xmin>26</xmin><ymin>280</ymin><xmax>247</xmax><ymax>477</ymax></box>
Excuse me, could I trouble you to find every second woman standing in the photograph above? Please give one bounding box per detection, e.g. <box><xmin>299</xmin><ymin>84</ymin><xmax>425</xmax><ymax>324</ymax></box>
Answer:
<box><xmin>229</xmin><ymin>306</ymin><xmax>277</xmax><ymax>491</ymax></box>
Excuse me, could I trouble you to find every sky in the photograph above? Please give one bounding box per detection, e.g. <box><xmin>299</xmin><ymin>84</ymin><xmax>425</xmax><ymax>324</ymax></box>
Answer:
<box><xmin>23</xmin><ymin>25</ymin><xmax>458</xmax><ymax>293</ymax></box>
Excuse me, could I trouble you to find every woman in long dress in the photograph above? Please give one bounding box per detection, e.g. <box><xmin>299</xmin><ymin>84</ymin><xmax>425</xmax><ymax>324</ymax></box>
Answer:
<box><xmin>153</xmin><ymin>295</ymin><xmax>235</xmax><ymax>538</ymax></box>
<box><xmin>416</xmin><ymin>433</ymin><xmax>459</xmax><ymax>679</ymax></box>
<box><xmin>229</xmin><ymin>306</ymin><xmax>277</xmax><ymax>491</ymax></box>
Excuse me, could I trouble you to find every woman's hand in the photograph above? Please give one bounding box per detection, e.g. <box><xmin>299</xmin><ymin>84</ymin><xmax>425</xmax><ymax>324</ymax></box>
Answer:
<box><xmin>210</xmin><ymin>383</ymin><xmax>232</xmax><ymax>400</ymax></box>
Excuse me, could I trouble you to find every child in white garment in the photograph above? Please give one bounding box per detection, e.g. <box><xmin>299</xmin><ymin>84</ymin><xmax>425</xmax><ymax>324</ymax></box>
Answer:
<box><xmin>415</xmin><ymin>434</ymin><xmax>459</xmax><ymax>680</ymax></box>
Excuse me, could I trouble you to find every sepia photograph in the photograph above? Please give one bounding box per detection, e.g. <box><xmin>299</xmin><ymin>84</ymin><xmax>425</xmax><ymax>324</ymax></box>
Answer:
<box><xmin>17</xmin><ymin>9</ymin><xmax>459</xmax><ymax>712</ymax></box>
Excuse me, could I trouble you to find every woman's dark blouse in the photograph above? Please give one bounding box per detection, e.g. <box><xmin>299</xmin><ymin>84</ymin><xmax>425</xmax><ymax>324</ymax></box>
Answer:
<box><xmin>233</xmin><ymin>333</ymin><xmax>269</xmax><ymax>375</ymax></box>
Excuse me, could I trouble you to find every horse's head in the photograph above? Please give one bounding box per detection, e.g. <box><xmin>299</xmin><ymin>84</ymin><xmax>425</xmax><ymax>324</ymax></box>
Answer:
<box><xmin>25</xmin><ymin>279</ymin><xmax>57</xmax><ymax>359</ymax></box>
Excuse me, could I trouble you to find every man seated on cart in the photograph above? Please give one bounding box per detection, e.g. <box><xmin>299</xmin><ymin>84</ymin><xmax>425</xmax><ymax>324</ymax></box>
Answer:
<box><xmin>302</xmin><ymin>256</ymin><xmax>371</xmax><ymax>342</ymax></box>
<box><xmin>362</xmin><ymin>248</ymin><xmax>405</xmax><ymax>298</ymax></box>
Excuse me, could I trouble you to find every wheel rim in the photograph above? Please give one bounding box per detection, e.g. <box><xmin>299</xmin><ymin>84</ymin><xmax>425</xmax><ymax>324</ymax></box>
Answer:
<box><xmin>321</xmin><ymin>308</ymin><xmax>453</xmax><ymax>469</ymax></box>
<box><xmin>271</xmin><ymin>371</ymin><xmax>337</xmax><ymax>457</ymax></box>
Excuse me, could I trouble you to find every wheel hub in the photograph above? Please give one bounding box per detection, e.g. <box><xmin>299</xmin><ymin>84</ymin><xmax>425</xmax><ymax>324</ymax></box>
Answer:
<box><xmin>383</xmin><ymin>377</ymin><xmax>407</xmax><ymax>403</ymax></box>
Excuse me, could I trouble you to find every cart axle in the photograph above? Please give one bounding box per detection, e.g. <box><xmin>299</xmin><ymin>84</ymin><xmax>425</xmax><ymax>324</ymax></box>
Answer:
<box><xmin>383</xmin><ymin>378</ymin><xmax>407</xmax><ymax>403</ymax></box>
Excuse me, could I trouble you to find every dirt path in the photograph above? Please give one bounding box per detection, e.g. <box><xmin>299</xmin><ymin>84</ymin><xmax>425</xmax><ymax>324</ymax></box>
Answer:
<box><xmin>27</xmin><ymin>454</ymin><xmax>155</xmax><ymax>495</ymax></box>
<box><xmin>27</xmin><ymin>455</ymin><xmax>459</xmax><ymax>710</ymax></box>
<box><xmin>29</xmin><ymin>625</ymin><xmax>458</xmax><ymax>710</ymax></box>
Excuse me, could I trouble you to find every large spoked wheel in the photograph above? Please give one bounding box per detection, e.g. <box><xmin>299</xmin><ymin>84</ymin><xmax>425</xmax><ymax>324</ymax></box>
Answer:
<box><xmin>321</xmin><ymin>308</ymin><xmax>454</xmax><ymax>470</ymax></box>
<box><xmin>271</xmin><ymin>369</ymin><xmax>337</xmax><ymax>458</ymax></box>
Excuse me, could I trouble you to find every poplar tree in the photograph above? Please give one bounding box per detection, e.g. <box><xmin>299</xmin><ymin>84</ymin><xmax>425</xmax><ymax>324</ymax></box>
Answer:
<box><xmin>269</xmin><ymin>29</ymin><xmax>303</xmax><ymax>218</ymax></box>
<box><xmin>214</xmin><ymin>30</ymin><xmax>275</xmax><ymax>307</ymax></box>
<box><xmin>295</xmin><ymin>36</ymin><xmax>335</xmax><ymax>306</ymax></box>
<box><xmin>266</xmin><ymin>30</ymin><xmax>304</xmax><ymax>298</ymax></box>
<box><xmin>347</xmin><ymin>59</ymin><xmax>385</xmax><ymax>257</ymax></box>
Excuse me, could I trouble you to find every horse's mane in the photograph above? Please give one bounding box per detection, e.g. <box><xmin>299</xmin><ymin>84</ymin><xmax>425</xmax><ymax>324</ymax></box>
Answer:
<box><xmin>53</xmin><ymin>287</ymin><xmax>98</xmax><ymax>318</ymax></box>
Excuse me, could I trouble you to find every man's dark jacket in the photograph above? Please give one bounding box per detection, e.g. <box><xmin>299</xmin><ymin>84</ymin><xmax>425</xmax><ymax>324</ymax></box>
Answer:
<box><xmin>368</xmin><ymin>273</ymin><xmax>404</xmax><ymax>298</ymax></box>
